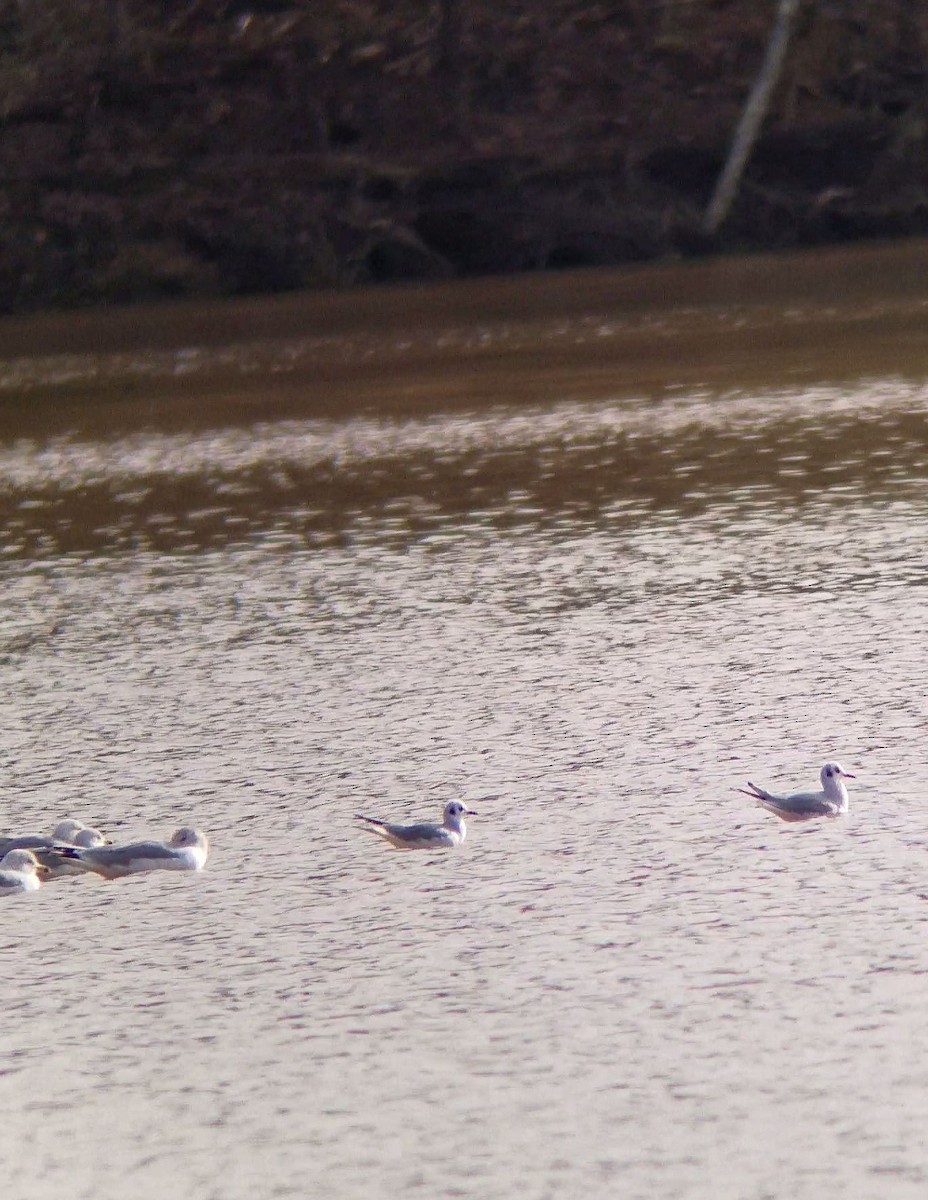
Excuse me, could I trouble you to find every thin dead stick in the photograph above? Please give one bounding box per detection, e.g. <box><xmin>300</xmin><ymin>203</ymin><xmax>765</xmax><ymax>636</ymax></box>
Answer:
<box><xmin>703</xmin><ymin>0</ymin><xmax>801</xmax><ymax>235</ymax></box>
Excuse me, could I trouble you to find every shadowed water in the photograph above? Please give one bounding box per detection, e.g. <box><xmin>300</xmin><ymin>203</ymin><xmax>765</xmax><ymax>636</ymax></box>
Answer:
<box><xmin>2</xmin><ymin>246</ymin><xmax>928</xmax><ymax>1199</ymax></box>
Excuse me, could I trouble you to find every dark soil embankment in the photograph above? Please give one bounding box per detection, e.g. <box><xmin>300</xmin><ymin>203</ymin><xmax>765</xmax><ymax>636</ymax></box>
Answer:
<box><xmin>1</xmin><ymin>1</ymin><xmax>927</xmax><ymax>313</ymax></box>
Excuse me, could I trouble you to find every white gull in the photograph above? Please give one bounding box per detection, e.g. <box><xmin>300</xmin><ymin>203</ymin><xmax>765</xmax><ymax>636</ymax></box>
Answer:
<box><xmin>736</xmin><ymin>761</ymin><xmax>855</xmax><ymax>822</ymax></box>
<box><xmin>0</xmin><ymin>822</ymin><xmax>109</xmax><ymax>860</ymax></box>
<box><xmin>0</xmin><ymin>848</ymin><xmax>45</xmax><ymax>893</ymax></box>
<box><xmin>54</xmin><ymin>827</ymin><xmax>209</xmax><ymax>879</ymax></box>
<box><xmin>355</xmin><ymin>801</ymin><xmax>476</xmax><ymax>849</ymax></box>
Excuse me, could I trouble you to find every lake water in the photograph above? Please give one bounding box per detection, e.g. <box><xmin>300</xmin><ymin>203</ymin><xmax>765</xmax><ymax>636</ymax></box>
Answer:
<box><xmin>2</xmin><ymin>242</ymin><xmax>928</xmax><ymax>1199</ymax></box>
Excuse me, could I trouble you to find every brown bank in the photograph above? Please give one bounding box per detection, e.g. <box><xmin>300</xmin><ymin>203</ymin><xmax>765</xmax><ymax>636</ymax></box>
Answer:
<box><xmin>0</xmin><ymin>0</ymin><xmax>926</xmax><ymax>313</ymax></box>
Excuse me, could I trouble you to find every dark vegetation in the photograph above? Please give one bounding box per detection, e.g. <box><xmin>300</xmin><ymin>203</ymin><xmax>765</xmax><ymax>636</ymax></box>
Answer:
<box><xmin>0</xmin><ymin>0</ymin><xmax>927</xmax><ymax>312</ymax></box>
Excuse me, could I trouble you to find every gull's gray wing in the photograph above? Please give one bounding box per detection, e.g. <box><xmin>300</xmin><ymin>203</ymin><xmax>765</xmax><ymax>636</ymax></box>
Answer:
<box><xmin>756</xmin><ymin>793</ymin><xmax>835</xmax><ymax>821</ymax></box>
<box><xmin>388</xmin><ymin>822</ymin><xmax>449</xmax><ymax>843</ymax></box>
<box><xmin>0</xmin><ymin>835</ymin><xmax>55</xmax><ymax>856</ymax></box>
<box><xmin>81</xmin><ymin>840</ymin><xmax>178</xmax><ymax>868</ymax></box>
<box><xmin>775</xmin><ymin>791</ymin><xmax>830</xmax><ymax>812</ymax></box>
<box><xmin>745</xmin><ymin>783</ymin><xmax>827</xmax><ymax>808</ymax></box>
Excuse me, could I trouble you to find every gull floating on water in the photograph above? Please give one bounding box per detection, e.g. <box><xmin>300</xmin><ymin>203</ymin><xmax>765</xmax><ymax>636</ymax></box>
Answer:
<box><xmin>736</xmin><ymin>761</ymin><xmax>855</xmax><ymax>822</ymax></box>
<box><xmin>53</xmin><ymin>827</ymin><xmax>209</xmax><ymax>879</ymax></box>
<box><xmin>0</xmin><ymin>848</ymin><xmax>45</xmax><ymax>893</ymax></box>
<box><xmin>355</xmin><ymin>801</ymin><xmax>476</xmax><ymax>849</ymax></box>
<box><xmin>0</xmin><ymin>822</ymin><xmax>110</xmax><ymax>861</ymax></box>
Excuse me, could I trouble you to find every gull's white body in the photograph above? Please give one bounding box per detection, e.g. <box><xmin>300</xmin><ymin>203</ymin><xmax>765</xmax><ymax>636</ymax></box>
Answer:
<box><xmin>355</xmin><ymin>801</ymin><xmax>476</xmax><ymax>849</ymax></box>
<box><xmin>0</xmin><ymin>849</ymin><xmax>44</xmax><ymax>893</ymax></box>
<box><xmin>58</xmin><ymin>827</ymin><xmax>209</xmax><ymax>879</ymax></box>
<box><xmin>737</xmin><ymin>761</ymin><xmax>855</xmax><ymax>822</ymax></box>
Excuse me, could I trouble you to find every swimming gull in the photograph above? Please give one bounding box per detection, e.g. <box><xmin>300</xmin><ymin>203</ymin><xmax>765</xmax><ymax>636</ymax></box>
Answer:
<box><xmin>53</xmin><ymin>827</ymin><xmax>209</xmax><ymax>879</ymax></box>
<box><xmin>355</xmin><ymin>801</ymin><xmax>476</xmax><ymax>849</ymax></box>
<box><xmin>0</xmin><ymin>848</ymin><xmax>46</xmax><ymax>893</ymax></box>
<box><xmin>0</xmin><ymin>823</ymin><xmax>109</xmax><ymax>861</ymax></box>
<box><xmin>736</xmin><ymin>761</ymin><xmax>855</xmax><ymax>822</ymax></box>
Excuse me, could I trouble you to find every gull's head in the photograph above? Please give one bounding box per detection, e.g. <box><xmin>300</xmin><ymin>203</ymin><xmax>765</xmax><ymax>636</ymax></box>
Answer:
<box><xmin>1</xmin><ymin>848</ymin><xmax>42</xmax><ymax>874</ymax></box>
<box><xmin>73</xmin><ymin>827</ymin><xmax>109</xmax><ymax>848</ymax></box>
<box><xmin>444</xmin><ymin>802</ymin><xmax>476</xmax><ymax>823</ymax></box>
<box><xmin>170</xmin><ymin>828</ymin><xmax>209</xmax><ymax>852</ymax></box>
<box><xmin>822</xmin><ymin>762</ymin><xmax>855</xmax><ymax>786</ymax></box>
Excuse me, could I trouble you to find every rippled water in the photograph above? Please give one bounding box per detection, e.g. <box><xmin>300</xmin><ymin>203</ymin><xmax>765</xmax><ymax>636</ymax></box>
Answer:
<box><xmin>3</xmin><ymin>249</ymin><xmax>928</xmax><ymax>1199</ymax></box>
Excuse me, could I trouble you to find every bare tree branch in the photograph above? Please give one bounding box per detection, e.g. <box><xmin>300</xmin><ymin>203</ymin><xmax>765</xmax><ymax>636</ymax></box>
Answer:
<box><xmin>703</xmin><ymin>0</ymin><xmax>801</xmax><ymax>235</ymax></box>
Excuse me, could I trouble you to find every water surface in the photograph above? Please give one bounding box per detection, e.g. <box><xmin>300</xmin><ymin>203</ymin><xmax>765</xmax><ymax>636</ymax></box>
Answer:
<box><xmin>2</xmin><ymin>244</ymin><xmax>928</xmax><ymax>1199</ymax></box>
